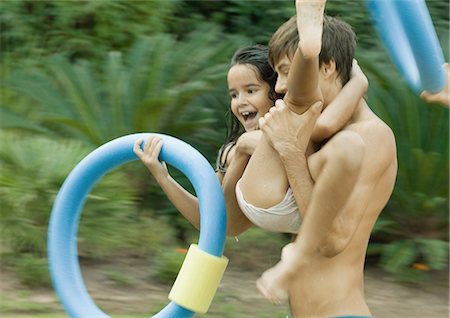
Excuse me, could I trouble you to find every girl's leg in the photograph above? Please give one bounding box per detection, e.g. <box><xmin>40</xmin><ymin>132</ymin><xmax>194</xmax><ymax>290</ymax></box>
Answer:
<box><xmin>284</xmin><ymin>0</ymin><xmax>326</xmax><ymax>113</ymax></box>
<box><xmin>296</xmin><ymin>0</ymin><xmax>326</xmax><ymax>58</ymax></box>
<box><xmin>239</xmin><ymin>137</ymin><xmax>289</xmax><ymax>209</ymax></box>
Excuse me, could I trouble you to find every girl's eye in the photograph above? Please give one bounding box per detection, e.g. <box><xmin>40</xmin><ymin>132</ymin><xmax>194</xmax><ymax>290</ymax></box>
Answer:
<box><xmin>230</xmin><ymin>92</ymin><xmax>238</xmax><ymax>99</ymax></box>
<box><xmin>248</xmin><ymin>89</ymin><xmax>255</xmax><ymax>94</ymax></box>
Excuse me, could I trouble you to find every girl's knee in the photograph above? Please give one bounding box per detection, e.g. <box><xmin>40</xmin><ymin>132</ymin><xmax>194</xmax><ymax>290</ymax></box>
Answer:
<box><xmin>239</xmin><ymin>176</ymin><xmax>288</xmax><ymax>209</ymax></box>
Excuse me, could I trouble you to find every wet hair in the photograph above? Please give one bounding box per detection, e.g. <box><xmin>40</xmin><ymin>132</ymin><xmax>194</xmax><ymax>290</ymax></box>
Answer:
<box><xmin>268</xmin><ymin>15</ymin><xmax>356</xmax><ymax>85</ymax></box>
<box><xmin>217</xmin><ymin>45</ymin><xmax>279</xmax><ymax>172</ymax></box>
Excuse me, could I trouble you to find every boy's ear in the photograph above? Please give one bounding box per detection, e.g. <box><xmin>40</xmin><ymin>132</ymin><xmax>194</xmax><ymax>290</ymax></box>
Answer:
<box><xmin>319</xmin><ymin>59</ymin><xmax>336</xmax><ymax>79</ymax></box>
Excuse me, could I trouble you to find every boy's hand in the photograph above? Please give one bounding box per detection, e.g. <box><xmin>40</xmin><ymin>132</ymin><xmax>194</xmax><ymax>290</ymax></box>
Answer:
<box><xmin>256</xmin><ymin>242</ymin><xmax>309</xmax><ymax>304</ymax></box>
<box><xmin>259</xmin><ymin>99</ymin><xmax>322</xmax><ymax>156</ymax></box>
<box><xmin>256</xmin><ymin>259</ymin><xmax>291</xmax><ymax>304</ymax></box>
<box><xmin>133</xmin><ymin>136</ymin><xmax>169</xmax><ymax>179</ymax></box>
<box><xmin>420</xmin><ymin>63</ymin><xmax>449</xmax><ymax>107</ymax></box>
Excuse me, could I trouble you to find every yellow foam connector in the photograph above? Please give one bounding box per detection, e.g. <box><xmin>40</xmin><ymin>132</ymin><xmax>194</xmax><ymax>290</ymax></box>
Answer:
<box><xmin>168</xmin><ymin>244</ymin><xmax>229</xmax><ymax>313</ymax></box>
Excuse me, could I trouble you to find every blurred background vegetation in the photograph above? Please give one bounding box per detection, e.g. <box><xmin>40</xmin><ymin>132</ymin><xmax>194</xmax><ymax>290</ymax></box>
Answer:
<box><xmin>0</xmin><ymin>0</ymin><xmax>448</xmax><ymax>293</ymax></box>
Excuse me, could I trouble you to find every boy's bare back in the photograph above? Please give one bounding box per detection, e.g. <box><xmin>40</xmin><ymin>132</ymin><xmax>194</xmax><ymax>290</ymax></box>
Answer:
<box><xmin>288</xmin><ymin>99</ymin><xmax>397</xmax><ymax>317</ymax></box>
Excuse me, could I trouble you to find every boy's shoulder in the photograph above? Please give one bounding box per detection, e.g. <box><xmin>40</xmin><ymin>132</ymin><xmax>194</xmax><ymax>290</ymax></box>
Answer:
<box><xmin>343</xmin><ymin>116</ymin><xmax>396</xmax><ymax>153</ymax></box>
<box><xmin>346</xmin><ymin>112</ymin><xmax>393</xmax><ymax>137</ymax></box>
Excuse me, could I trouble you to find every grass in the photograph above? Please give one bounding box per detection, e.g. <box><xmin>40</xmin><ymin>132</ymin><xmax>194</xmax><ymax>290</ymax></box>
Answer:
<box><xmin>1</xmin><ymin>280</ymin><xmax>290</xmax><ymax>318</ymax></box>
<box><xmin>0</xmin><ymin>228</ymin><xmax>292</xmax><ymax>318</ymax></box>
<box><xmin>1</xmin><ymin>313</ymin><xmax>290</xmax><ymax>318</ymax></box>
<box><xmin>0</xmin><ymin>294</ymin><xmax>55</xmax><ymax>314</ymax></box>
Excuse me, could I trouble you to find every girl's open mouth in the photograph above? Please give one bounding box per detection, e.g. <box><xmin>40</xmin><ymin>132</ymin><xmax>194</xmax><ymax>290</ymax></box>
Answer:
<box><xmin>241</xmin><ymin>111</ymin><xmax>257</xmax><ymax>122</ymax></box>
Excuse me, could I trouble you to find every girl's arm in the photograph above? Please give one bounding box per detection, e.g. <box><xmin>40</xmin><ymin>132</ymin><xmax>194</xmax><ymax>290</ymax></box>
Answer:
<box><xmin>134</xmin><ymin>133</ymin><xmax>258</xmax><ymax>235</ymax></box>
<box><xmin>311</xmin><ymin>60</ymin><xmax>368</xmax><ymax>142</ymax></box>
<box><xmin>221</xmin><ymin>148</ymin><xmax>253</xmax><ymax>236</ymax></box>
<box><xmin>220</xmin><ymin>131</ymin><xmax>261</xmax><ymax>235</ymax></box>
<box><xmin>134</xmin><ymin>137</ymin><xmax>201</xmax><ymax>230</ymax></box>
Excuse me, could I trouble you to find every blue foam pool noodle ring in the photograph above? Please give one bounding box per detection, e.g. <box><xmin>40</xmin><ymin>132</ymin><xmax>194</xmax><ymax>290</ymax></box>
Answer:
<box><xmin>48</xmin><ymin>133</ymin><xmax>227</xmax><ymax>318</ymax></box>
<box><xmin>394</xmin><ymin>0</ymin><xmax>445</xmax><ymax>93</ymax></box>
<box><xmin>367</xmin><ymin>0</ymin><xmax>446</xmax><ymax>94</ymax></box>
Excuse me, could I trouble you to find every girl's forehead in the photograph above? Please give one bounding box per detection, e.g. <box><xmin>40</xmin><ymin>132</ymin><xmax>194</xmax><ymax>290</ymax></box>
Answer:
<box><xmin>228</xmin><ymin>64</ymin><xmax>261</xmax><ymax>81</ymax></box>
<box><xmin>229</xmin><ymin>63</ymin><xmax>258</xmax><ymax>74</ymax></box>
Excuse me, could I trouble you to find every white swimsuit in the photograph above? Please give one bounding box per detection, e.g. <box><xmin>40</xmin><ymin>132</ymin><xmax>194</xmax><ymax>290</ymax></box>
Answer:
<box><xmin>235</xmin><ymin>180</ymin><xmax>301</xmax><ymax>234</ymax></box>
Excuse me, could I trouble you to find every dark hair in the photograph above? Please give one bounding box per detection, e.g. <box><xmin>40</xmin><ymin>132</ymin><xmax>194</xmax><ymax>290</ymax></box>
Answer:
<box><xmin>268</xmin><ymin>15</ymin><xmax>356</xmax><ymax>85</ymax></box>
<box><xmin>224</xmin><ymin>45</ymin><xmax>278</xmax><ymax>145</ymax></box>
<box><xmin>217</xmin><ymin>45</ymin><xmax>279</xmax><ymax>172</ymax></box>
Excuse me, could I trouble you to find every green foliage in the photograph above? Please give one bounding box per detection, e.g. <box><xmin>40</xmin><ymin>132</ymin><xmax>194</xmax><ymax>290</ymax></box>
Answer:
<box><xmin>326</xmin><ymin>0</ymin><xmax>378</xmax><ymax>49</ymax></box>
<box><xmin>78</xmin><ymin>207</ymin><xmax>176</xmax><ymax>259</ymax></box>
<box><xmin>359</xmin><ymin>48</ymin><xmax>449</xmax><ymax>279</ymax></box>
<box><xmin>370</xmin><ymin>238</ymin><xmax>448</xmax><ymax>282</ymax></box>
<box><xmin>0</xmin><ymin>131</ymin><xmax>165</xmax><ymax>261</ymax></box>
<box><xmin>0</xmin><ymin>129</ymin><xmax>182</xmax><ymax>288</ymax></box>
<box><xmin>151</xmin><ymin>248</ymin><xmax>185</xmax><ymax>284</ymax></box>
<box><xmin>13</xmin><ymin>254</ymin><xmax>51</xmax><ymax>287</ymax></box>
<box><xmin>0</xmin><ymin>132</ymin><xmax>89</xmax><ymax>257</ymax></box>
<box><xmin>171</xmin><ymin>0</ymin><xmax>294</xmax><ymax>44</ymax></box>
<box><xmin>425</xmin><ymin>0</ymin><xmax>450</xmax><ymax>33</ymax></box>
<box><xmin>104</xmin><ymin>270</ymin><xmax>134</xmax><ymax>286</ymax></box>
<box><xmin>4</xmin><ymin>30</ymin><xmax>234</xmax><ymax>147</ymax></box>
<box><xmin>1</xmin><ymin>0</ymin><xmax>179</xmax><ymax>62</ymax></box>
<box><xmin>0</xmin><ymin>292</ymin><xmax>56</xmax><ymax>314</ymax></box>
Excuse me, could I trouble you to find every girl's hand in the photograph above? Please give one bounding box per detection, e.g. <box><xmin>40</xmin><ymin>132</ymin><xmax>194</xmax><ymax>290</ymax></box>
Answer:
<box><xmin>133</xmin><ymin>136</ymin><xmax>169</xmax><ymax>180</ymax></box>
<box><xmin>350</xmin><ymin>59</ymin><xmax>368</xmax><ymax>92</ymax></box>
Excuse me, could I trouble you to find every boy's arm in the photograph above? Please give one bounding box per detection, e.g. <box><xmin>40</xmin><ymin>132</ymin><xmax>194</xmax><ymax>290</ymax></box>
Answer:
<box><xmin>259</xmin><ymin>101</ymin><xmax>322</xmax><ymax>216</ymax></box>
<box><xmin>312</xmin><ymin>60</ymin><xmax>368</xmax><ymax>142</ymax></box>
<box><xmin>280</xmin><ymin>146</ymin><xmax>314</xmax><ymax>218</ymax></box>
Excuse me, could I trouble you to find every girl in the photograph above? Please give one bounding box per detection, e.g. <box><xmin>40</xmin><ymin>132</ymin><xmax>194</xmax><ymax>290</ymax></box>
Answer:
<box><xmin>133</xmin><ymin>45</ymin><xmax>279</xmax><ymax>231</ymax></box>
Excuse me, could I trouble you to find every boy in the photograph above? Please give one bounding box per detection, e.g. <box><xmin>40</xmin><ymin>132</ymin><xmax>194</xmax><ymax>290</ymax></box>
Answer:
<box><xmin>226</xmin><ymin>1</ymin><xmax>398</xmax><ymax>316</ymax></box>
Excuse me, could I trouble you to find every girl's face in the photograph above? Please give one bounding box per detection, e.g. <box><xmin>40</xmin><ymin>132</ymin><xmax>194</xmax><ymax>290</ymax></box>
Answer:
<box><xmin>227</xmin><ymin>64</ymin><xmax>273</xmax><ymax>131</ymax></box>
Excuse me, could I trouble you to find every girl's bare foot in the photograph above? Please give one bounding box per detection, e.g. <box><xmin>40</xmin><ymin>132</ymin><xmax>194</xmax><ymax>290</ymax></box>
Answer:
<box><xmin>296</xmin><ymin>0</ymin><xmax>326</xmax><ymax>58</ymax></box>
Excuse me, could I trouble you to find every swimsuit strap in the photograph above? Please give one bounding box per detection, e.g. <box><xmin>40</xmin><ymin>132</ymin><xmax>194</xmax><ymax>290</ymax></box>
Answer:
<box><xmin>216</xmin><ymin>141</ymin><xmax>237</xmax><ymax>173</ymax></box>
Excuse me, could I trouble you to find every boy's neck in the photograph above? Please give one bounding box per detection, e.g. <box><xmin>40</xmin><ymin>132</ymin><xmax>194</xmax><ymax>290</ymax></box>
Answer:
<box><xmin>322</xmin><ymin>82</ymin><xmax>342</xmax><ymax>108</ymax></box>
